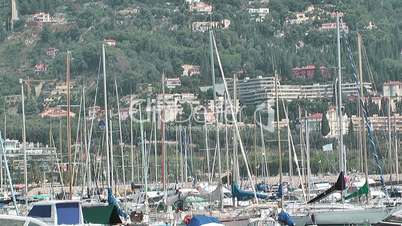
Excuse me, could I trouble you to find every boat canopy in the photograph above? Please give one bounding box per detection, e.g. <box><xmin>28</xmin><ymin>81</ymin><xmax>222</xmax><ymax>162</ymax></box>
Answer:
<box><xmin>231</xmin><ymin>182</ymin><xmax>273</xmax><ymax>201</ymax></box>
<box><xmin>188</xmin><ymin>215</ymin><xmax>223</xmax><ymax>226</ymax></box>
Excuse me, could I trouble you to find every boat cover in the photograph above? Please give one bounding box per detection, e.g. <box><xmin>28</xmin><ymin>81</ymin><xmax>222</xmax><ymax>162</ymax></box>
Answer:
<box><xmin>278</xmin><ymin>210</ymin><xmax>295</xmax><ymax>226</ymax></box>
<box><xmin>188</xmin><ymin>215</ymin><xmax>223</xmax><ymax>226</ymax></box>
<box><xmin>307</xmin><ymin>172</ymin><xmax>345</xmax><ymax>204</ymax></box>
<box><xmin>231</xmin><ymin>183</ymin><xmax>272</xmax><ymax>201</ymax></box>
<box><xmin>107</xmin><ymin>188</ymin><xmax>128</xmax><ymax>219</ymax></box>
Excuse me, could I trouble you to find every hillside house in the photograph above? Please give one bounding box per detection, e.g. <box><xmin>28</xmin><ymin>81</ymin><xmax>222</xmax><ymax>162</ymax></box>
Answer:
<box><xmin>292</xmin><ymin>65</ymin><xmax>330</xmax><ymax>79</ymax></box>
<box><xmin>181</xmin><ymin>64</ymin><xmax>201</xmax><ymax>76</ymax></box>
<box><xmin>192</xmin><ymin>19</ymin><xmax>230</xmax><ymax>32</ymax></box>
<box><xmin>307</xmin><ymin>112</ymin><xmax>323</xmax><ymax>131</ymax></box>
<box><xmin>248</xmin><ymin>8</ymin><xmax>269</xmax><ymax>22</ymax></box>
<box><xmin>34</xmin><ymin>64</ymin><xmax>48</xmax><ymax>72</ymax></box>
<box><xmin>40</xmin><ymin>107</ymin><xmax>75</xmax><ymax>118</ymax></box>
<box><xmin>185</xmin><ymin>0</ymin><xmax>200</xmax><ymax>4</ymax></box>
<box><xmin>51</xmin><ymin>82</ymin><xmax>75</xmax><ymax>95</ymax></box>
<box><xmin>165</xmin><ymin>78</ymin><xmax>181</xmax><ymax>89</ymax></box>
<box><xmin>189</xmin><ymin>2</ymin><xmax>213</xmax><ymax>13</ymax></box>
<box><xmin>321</xmin><ymin>22</ymin><xmax>348</xmax><ymax>32</ymax></box>
<box><xmin>383</xmin><ymin>81</ymin><xmax>402</xmax><ymax>98</ymax></box>
<box><xmin>326</xmin><ymin>106</ymin><xmax>349</xmax><ymax>138</ymax></box>
<box><xmin>118</xmin><ymin>7</ymin><xmax>140</xmax><ymax>18</ymax></box>
<box><xmin>47</xmin><ymin>48</ymin><xmax>58</xmax><ymax>58</ymax></box>
<box><xmin>33</xmin><ymin>12</ymin><xmax>51</xmax><ymax>23</ymax></box>
<box><xmin>104</xmin><ymin>38</ymin><xmax>117</xmax><ymax>47</ymax></box>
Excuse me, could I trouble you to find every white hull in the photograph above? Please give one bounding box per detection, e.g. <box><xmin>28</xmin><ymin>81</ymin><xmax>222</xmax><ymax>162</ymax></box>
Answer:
<box><xmin>290</xmin><ymin>204</ymin><xmax>400</xmax><ymax>225</ymax></box>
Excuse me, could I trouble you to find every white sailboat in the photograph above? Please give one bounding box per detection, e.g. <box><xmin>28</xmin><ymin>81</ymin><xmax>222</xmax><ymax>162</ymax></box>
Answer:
<box><xmin>288</xmin><ymin>14</ymin><xmax>401</xmax><ymax>226</ymax></box>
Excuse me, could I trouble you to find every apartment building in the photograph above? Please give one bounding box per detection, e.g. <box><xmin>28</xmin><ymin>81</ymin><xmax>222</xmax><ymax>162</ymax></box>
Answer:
<box><xmin>226</xmin><ymin>76</ymin><xmax>373</xmax><ymax>105</ymax></box>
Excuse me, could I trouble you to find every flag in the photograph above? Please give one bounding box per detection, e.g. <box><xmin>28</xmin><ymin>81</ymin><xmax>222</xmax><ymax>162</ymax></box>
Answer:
<box><xmin>323</xmin><ymin>143</ymin><xmax>333</xmax><ymax>152</ymax></box>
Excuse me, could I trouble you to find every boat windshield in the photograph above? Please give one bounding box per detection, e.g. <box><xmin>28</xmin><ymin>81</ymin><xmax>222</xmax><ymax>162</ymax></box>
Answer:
<box><xmin>56</xmin><ymin>202</ymin><xmax>80</xmax><ymax>225</ymax></box>
<box><xmin>28</xmin><ymin>205</ymin><xmax>51</xmax><ymax>218</ymax></box>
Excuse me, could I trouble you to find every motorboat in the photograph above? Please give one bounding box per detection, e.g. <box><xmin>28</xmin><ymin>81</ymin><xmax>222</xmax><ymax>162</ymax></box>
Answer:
<box><xmin>0</xmin><ymin>214</ymin><xmax>47</xmax><ymax>226</ymax></box>
<box><xmin>27</xmin><ymin>200</ymin><xmax>88</xmax><ymax>225</ymax></box>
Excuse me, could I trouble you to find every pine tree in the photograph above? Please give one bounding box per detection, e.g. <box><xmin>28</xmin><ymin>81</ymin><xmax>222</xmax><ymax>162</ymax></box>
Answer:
<box><xmin>321</xmin><ymin>111</ymin><xmax>330</xmax><ymax>137</ymax></box>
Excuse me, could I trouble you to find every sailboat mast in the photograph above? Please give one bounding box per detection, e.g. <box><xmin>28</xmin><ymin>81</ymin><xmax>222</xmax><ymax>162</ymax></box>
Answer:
<box><xmin>115</xmin><ymin>80</ymin><xmax>126</xmax><ymax>190</ymax></box>
<box><xmin>275</xmin><ymin>71</ymin><xmax>283</xmax><ymax>207</ymax></box>
<box><xmin>153</xmin><ymin>107</ymin><xmax>158</xmax><ymax>183</ymax></box>
<box><xmin>224</xmin><ymin>101</ymin><xmax>230</xmax><ymax>176</ymax></box>
<box><xmin>395</xmin><ymin>117</ymin><xmax>399</xmax><ymax>183</ymax></box>
<box><xmin>110</xmin><ymin>111</ymin><xmax>114</xmax><ymax>188</ymax></box>
<box><xmin>299</xmin><ymin>106</ymin><xmax>305</xmax><ymax>188</ymax></box>
<box><xmin>20</xmin><ymin>79</ymin><xmax>28</xmax><ymax>206</ymax></box>
<box><xmin>305</xmin><ymin>110</ymin><xmax>311</xmax><ymax>200</ymax></box>
<box><xmin>161</xmin><ymin>73</ymin><xmax>166</xmax><ymax>197</ymax></box>
<box><xmin>336</xmin><ymin>14</ymin><xmax>345</xmax><ymax>173</ymax></box>
<box><xmin>259</xmin><ymin>114</ymin><xmax>268</xmax><ymax>179</ymax></box>
<box><xmin>130</xmin><ymin>95</ymin><xmax>134</xmax><ymax>183</ymax></box>
<box><xmin>209</xmin><ymin>30</ymin><xmax>222</xmax><ymax>208</ymax></box>
<box><xmin>139</xmin><ymin>104</ymin><xmax>148</xmax><ymax>213</ymax></box>
<box><xmin>357</xmin><ymin>33</ymin><xmax>368</xmax><ymax>183</ymax></box>
<box><xmin>388</xmin><ymin>98</ymin><xmax>393</xmax><ymax>179</ymax></box>
<box><xmin>66</xmin><ymin>51</ymin><xmax>73</xmax><ymax>199</ymax></box>
<box><xmin>83</xmin><ymin>87</ymin><xmax>91</xmax><ymax>195</ymax></box>
<box><xmin>102</xmin><ymin>44</ymin><xmax>111</xmax><ymax>188</ymax></box>
<box><xmin>287</xmin><ymin>105</ymin><xmax>293</xmax><ymax>185</ymax></box>
<box><xmin>203</xmin><ymin>117</ymin><xmax>210</xmax><ymax>183</ymax></box>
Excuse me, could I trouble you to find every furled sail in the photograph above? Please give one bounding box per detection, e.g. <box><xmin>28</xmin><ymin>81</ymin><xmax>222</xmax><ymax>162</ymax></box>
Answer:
<box><xmin>307</xmin><ymin>172</ymin><xmax>346</xmax><ymax>204</ymax></box>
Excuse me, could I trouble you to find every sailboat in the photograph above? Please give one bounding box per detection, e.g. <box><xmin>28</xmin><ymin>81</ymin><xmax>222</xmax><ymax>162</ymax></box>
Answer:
<box><xmin>288</xmin><ymin>15</ymin><xmax>402</xmax><ymax>226</ymax></box>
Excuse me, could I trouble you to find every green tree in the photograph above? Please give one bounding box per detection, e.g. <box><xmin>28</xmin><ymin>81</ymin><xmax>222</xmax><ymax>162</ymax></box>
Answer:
<box><xmin>321</xmin><ymin>111</ymin><xmax>330</xmax><ymax>137</ymax></box>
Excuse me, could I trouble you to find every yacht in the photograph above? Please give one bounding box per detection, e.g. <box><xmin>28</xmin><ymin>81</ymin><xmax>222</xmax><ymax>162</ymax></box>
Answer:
<box><xmin>27</xmin><ymin>200</ymin><xmax>91</xmax><ymax>225</ymax></box>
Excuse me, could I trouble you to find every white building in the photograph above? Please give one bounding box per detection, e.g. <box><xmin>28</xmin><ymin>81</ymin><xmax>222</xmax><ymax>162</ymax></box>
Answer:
<box><xmin>326</xmin><ymin>106</ymin><xmax>349</xmax><ymax>138</ymax></box>
<box><xmin>226</xmin><ymin>76</ymin><xmax>373</xmax><ymax>105</ymax></box>
<box><xmin>248</xmin><ymin>8</ymin><xmax>269</xmax><ymax>22</ymax></box>
<box><xmin>189</xmin><ymin>2</ymin><xmax>213</xmax><ymax>13</ymax></box>
<box><xmin>181</xmin><ymin>64</ymin><xmax>201</xmax><ymax>76</ymax></box>
<box><xmin>383</xmin><ymin>81</ymin><xmax>402</xmax><ymax>97</ymax></box>
<box><xmin>321</xmin><ymin>22</ymin><xmax>349</xmax><ymax>32</ymax></box>
<box><xmin>192</xmin><ymin>19</ymin><xmax>230</xmax><ymax>32</ymax></box>
<box><xmin>165</xmin><ymin>78</ymin><xmax>181</xmax><ymax>89</ymax></box>
<box><xmin>155</xmin><ymin>93</ymin><xmax>200</xmax><ymax>122</ymax></box>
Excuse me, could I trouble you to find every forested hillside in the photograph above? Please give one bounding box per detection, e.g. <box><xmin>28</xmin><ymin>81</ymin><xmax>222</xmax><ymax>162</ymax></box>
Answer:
<box><xmin>0</xmin><ymin>0</ymin><xmax>401</xmax><ymax>98</ymax></box>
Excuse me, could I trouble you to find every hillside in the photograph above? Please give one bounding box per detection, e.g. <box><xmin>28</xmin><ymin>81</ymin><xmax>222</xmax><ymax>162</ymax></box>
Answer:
<box><xmin>0</xmin><ymin>0</ymin><xmax>401</xmax><ymax>99</ymax></box>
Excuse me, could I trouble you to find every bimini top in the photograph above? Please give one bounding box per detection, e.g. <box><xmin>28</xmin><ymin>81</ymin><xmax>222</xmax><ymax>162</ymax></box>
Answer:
<box><xmin>188</xmin><ymin>215</ymin><xmax>224</xmax><ymax>226</ymax></box>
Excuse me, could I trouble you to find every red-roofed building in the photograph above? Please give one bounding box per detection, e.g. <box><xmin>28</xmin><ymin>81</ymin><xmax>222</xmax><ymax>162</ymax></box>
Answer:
<box><xmin>34</xmin><ymin>63</ymin><xmax>48</xmax><ymax>72</ymax></box>
<box><xmin>307</xmin><ymin>112</ymin><xmax>323</xmax><ymax>131</ymax></box>
<box><xmin>190</xmin><ymin>2</ymin><xmax>213</xmax><ymax>13</ymax></box>
<box><xmin>40</xmin><ymin>107</ymin><xmax>75</xmax><ymax>118</ymax></box>
<box><xmin>292</xmin><ymin>65</ymin><xmax>330</xmax><ymax>79</ymax></box>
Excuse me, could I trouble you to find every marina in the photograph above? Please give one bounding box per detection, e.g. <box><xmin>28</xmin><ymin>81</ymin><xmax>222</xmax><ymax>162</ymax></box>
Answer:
<box><xmin>0</xmin><ymin>1</ymin><xmax>401</xmax><ymax>226</ymax></box>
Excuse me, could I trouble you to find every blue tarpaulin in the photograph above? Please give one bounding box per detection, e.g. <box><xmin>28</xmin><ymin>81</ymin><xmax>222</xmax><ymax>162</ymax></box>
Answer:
<box><xmin>278</xmin><ymin>210</ymin><xmax>295</xmax><ymax>226</ymax></box>
<box><xmin>188</xmin><ymin>215</ymin><xmax>221</xmax><ymax>226</ymax></box>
